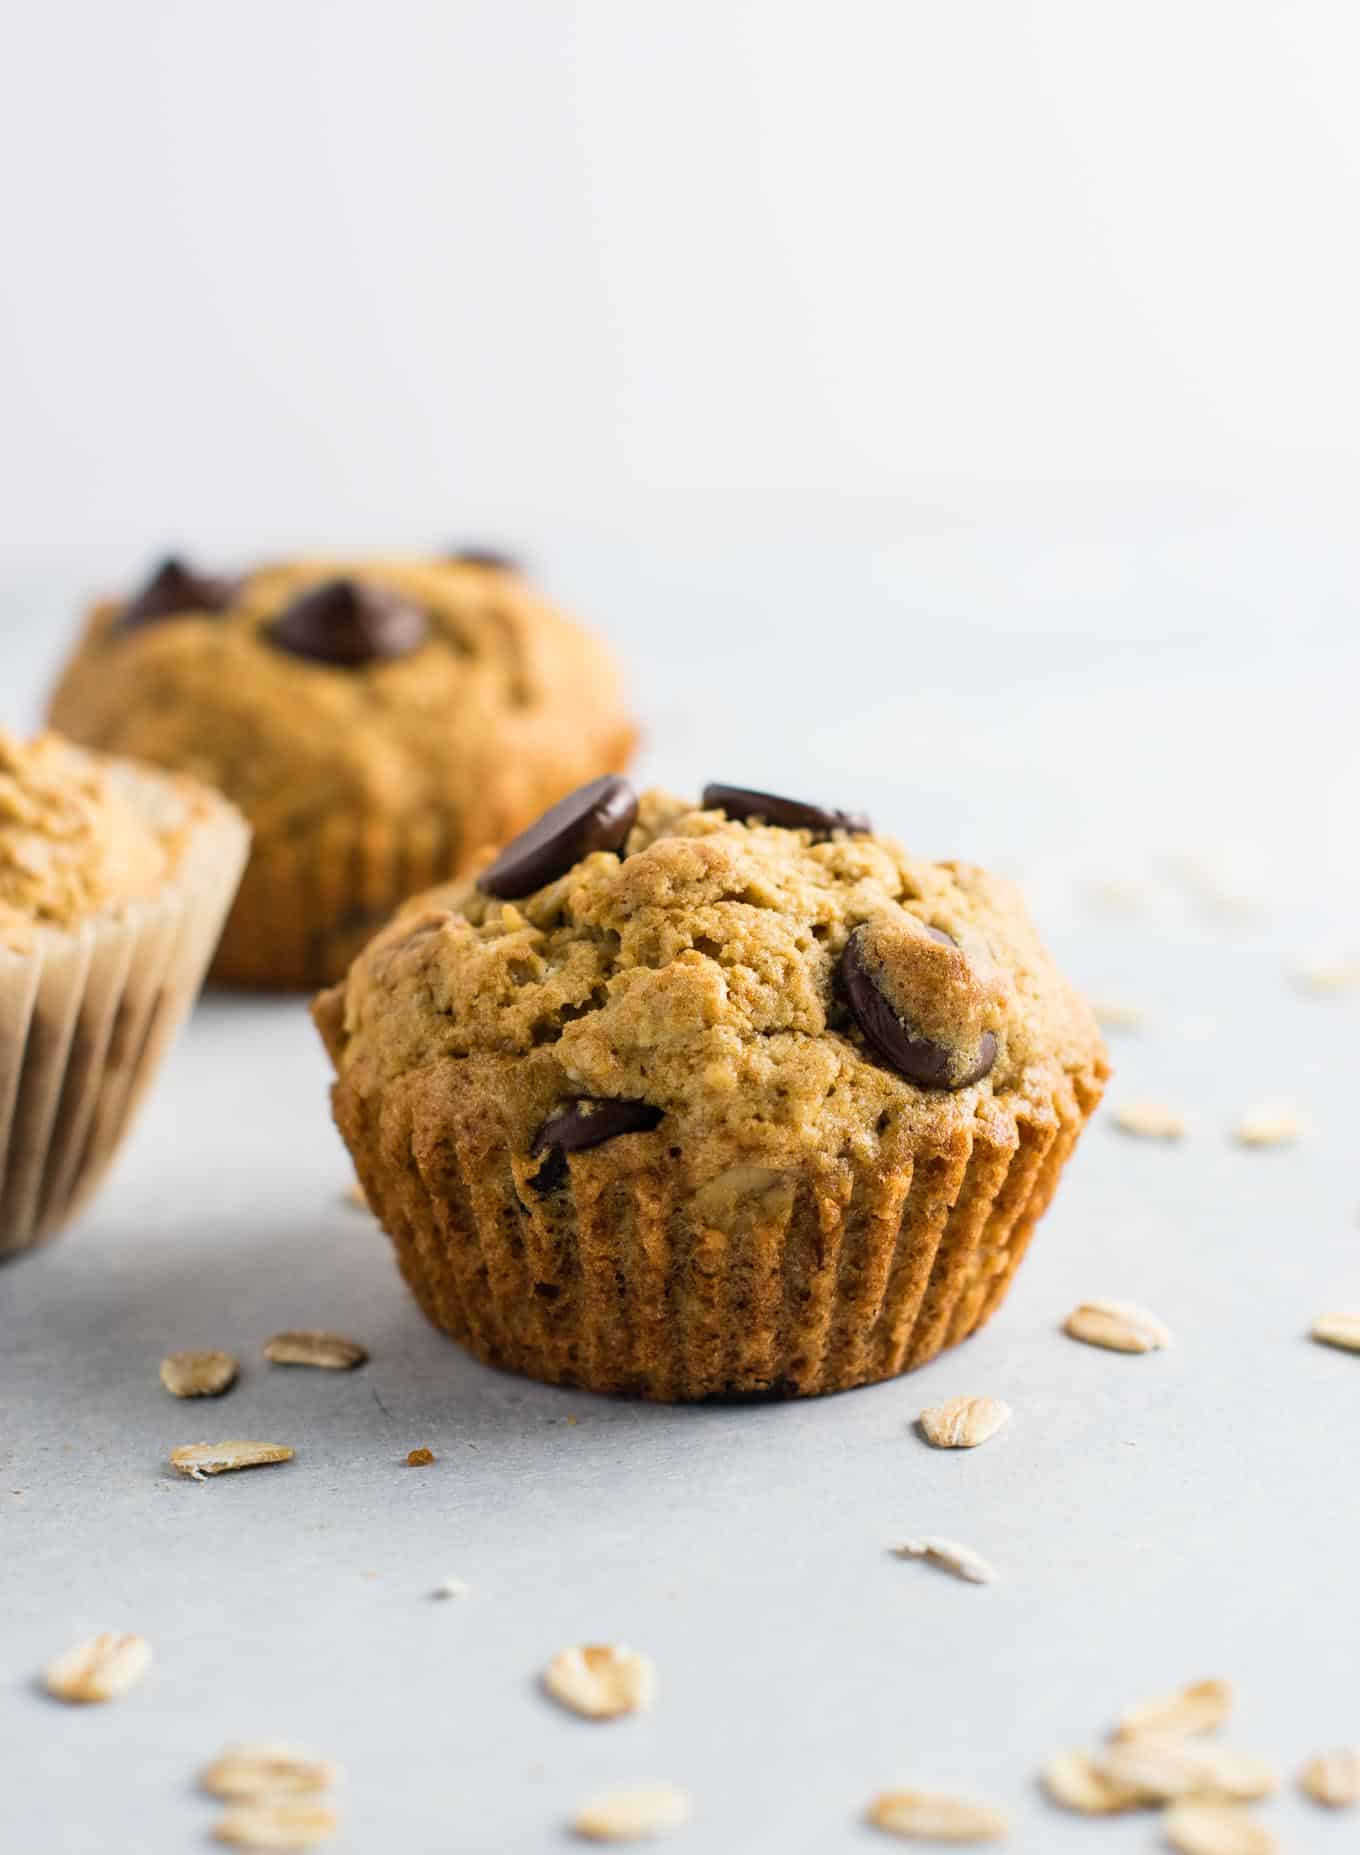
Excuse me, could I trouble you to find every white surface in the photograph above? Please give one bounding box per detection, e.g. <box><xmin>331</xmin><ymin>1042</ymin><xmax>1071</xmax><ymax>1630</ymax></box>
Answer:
<box><xmin>4</xmin><ymin>1</ymin><xmax>1360</xmax><ymax>564</ymax></box>
<box><xmin>3</xmin><ymin>530</ymin><xmax>1360</xmax><ymax>1852</ymax></box>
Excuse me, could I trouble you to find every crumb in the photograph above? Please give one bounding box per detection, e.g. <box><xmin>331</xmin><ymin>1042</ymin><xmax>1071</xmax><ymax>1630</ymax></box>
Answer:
<box><xmin>406</xmin><ymin>1447</ymin><xmax>435</xmax><ymax>1467</ymax></box>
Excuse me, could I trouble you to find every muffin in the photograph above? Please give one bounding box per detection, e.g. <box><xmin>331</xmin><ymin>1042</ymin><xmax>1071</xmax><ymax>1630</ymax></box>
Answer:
<box><xmin>48</xmin><ymin>553</ymin><xmax>637</xmax><ymax>988</ymax></box>
<box><xmin>314</xmin><ymin>778</ymin><xmax>1108</xmax><ymax>1400</ymax></box>
<box><xmin>0</xmin><ymin>730</ymin><xmax>248</xmax><ymax>1259</ymax></box>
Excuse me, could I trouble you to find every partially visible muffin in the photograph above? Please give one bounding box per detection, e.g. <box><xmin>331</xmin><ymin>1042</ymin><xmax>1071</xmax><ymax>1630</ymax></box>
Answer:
<box><xmin>0</xmin><ymin>730</ymin><xmax>247</xmax><ymax>1258</ymax></box>
<box><xmin>315</xmin><ymin>778</ymin><xmax>1108</xmax><ymax>1400</ymax></box>
<box><xmin>49</xmin><ymin>554</ymin><xmax>637</xmax><ymax>987</ymax></box>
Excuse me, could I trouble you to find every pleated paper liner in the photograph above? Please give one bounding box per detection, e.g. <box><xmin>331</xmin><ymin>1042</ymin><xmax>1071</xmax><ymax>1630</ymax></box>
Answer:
<box><xmin>210</xmin><ymin>807</ymin><xmax>462</xmax><ymax>990</ymax></box>
<box><xmin>334</xmin><ymin>1052</ymin><xmax>1107</xmax><ymax>1401</ymax></box>
<box><xmin>0</xmin><ymin>777</ymin><xmax>248</xmax><ymax>1261</ymax></box>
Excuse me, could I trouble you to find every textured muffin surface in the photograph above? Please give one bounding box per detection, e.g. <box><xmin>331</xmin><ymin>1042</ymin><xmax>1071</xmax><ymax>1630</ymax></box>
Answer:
<box><xmin>48</xmin><ymin>557</ymin><xmax>636</xmax><ymax>985</ymax></box>
<box><xmin>0</xmin><ymin>730</ymin><xmax>188</xmax><ymax>950</ymax></box>
<box><xmin>319</xmin><ymin>791</ymin><xmax>1108</xmax><ymax>1400</ymax></box>
<box><xmin>333</xmin><ymin>789</ymin><xmax>1101</xmax><ymax>1158</ymax></box>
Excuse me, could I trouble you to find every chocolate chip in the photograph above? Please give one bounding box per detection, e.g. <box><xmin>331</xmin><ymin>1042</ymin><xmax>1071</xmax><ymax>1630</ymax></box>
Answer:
<box><xmin>528</xmin><ymin>1097</ymin><xmax>663</xmax><ymax>1193</ymax></box>
<box><xmin>839</xmin><ymin>927</ymin><xmax>997</xmax><ymax>1090</ymax></box>
<box><xmin>267</xmin><ymin>578</ymin><xmax>429</xmax><ymax>666</ymax></box>
<box><xmin>113</xmin><ymin>557</ymin><xmax>235</xmax><ymax>633</ymax></box>
<box><xmin>702</xmin><ymin>783</ymin><xmax>871</xmax><ymax>838</ymax></box>
<box><xmin>957</xmin><ymin>1034</ymin><xmax>998</xmax><ymax>1087</ymax></box>
<box><xmin>479</xmin><ymin>776</ymin><xmax>637</xmax><ymax>899</ymax></box>
<box><xmin>526</xmin><ymin>1147</ymin><xmax>569</xmax><ymax>1196</ymax></box>
<box><xmin>447</xmin><ymin>545</ymin><xmax>521</xmax><ymax>572</ymax></box>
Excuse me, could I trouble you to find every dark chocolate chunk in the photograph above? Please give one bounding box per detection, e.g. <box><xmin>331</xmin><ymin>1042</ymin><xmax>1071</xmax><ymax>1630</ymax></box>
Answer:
<box><xmin>526</xmin><ymin>1145</ymin><xmax>568</xmax><ymax>1196</ymax></box>
<box><xmin>479</xmin><ymin>776</ymin><xmax>637</xmax><ymax>899</ymax></box>
<box><xmin>527</xmin><ymin>1096</ymin><xmax>663</xmax><ymax>1193</ymax></box>
<box><xmin>957</xmin><ymin>1033</ymin><xmax>998</xmax><ymax>1088</ymax></box>
<box><xmin>701</xmin><ymin>783</ymin><xmax>871</xmax><ymax>838</ymax></box>
<box><xmin>113</xmin><ymin>557</ymin><xmax>235</xmax><ymax>633</ymax></box>
<box><xmin>839</xmin><ymin>927</ymin><xmax>996</xmax><ymax>1090</ymax></box>
<box><xmin>267</xmin><ymin>578</ymin><xmax>428</xmax><ymax>666</ymax></box>
<box><xmin>447</xmin><ymin>545</ymin><xmax>521</xmax><ymax>572</ymax></box>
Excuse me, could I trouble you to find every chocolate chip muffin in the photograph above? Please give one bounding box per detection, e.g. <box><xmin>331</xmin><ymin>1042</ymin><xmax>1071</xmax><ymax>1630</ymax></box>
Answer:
<box><xmin>314</xmin><ymin>779</ymin><xmax>1108</xmax><ymax>1400</ymax></box>
<box><xmin>0</xmin><ymin>731</ymin><xmax>247</xmax><ymax>1258</ymax></box>
<box><xmin>48</xmin><ymin>553</ymin><xmax>636</xmax><ymax>987</ymax></box>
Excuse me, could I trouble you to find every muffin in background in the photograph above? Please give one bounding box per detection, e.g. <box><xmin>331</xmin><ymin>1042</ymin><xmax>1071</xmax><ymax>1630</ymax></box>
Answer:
<box><xmin>0</xmin><ymin>730</ymin><xmax>248</xmax><ymax>1260</ymax></box>
<box><xmin>49</xmin><ymin>553</ymin><xmax>637</xmax><ymax>988</ymax></box>
<box><xmin>315</xmin><ymin>778</ymin><xmax>1108</xmax><ymax>1401</ymax></box>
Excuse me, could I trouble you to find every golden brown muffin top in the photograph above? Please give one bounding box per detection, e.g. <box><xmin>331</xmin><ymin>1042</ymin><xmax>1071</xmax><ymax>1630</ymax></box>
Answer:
<box><xmin>323</xmin><ymin>786</ymin><xmax>1106</xmax><ymax>1174</ymax></box>
<box><xmin>0</xmin><ymin>731</ymin><xmax>179</xmax><ymax>950</ymax></box>
<box><xmin>47</xmin><ymin>556</ymin><xmax>635</xmax><ymax>848</ymax></box>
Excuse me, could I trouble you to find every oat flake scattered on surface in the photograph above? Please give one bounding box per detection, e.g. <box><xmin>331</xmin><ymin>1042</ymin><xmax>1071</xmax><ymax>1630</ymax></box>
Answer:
<box><xmin>170</xmin><ymin>1441</ymin><xmax>294</xmax><ymax>1479</ymax></box>
<box><xmin>1232</xmin><ymin>1104</ymin><xmax>1306</xmax><ymax>1148</ymax></box>
<box><xmin>866</xmin><ymin>1788</ymin><xmax>1009</xmax><ymax>1842</ymax></box>
<box><xmin>1088</xmin><ymin>995</ymin><xmax>1147</xmax><ymax>1031</ymax></box>
<box><xmin>542</xmin><ymin>1643</ymin><xmax>657</xmax><ymax>1720</ymax></box>
<box><xmin>1299</xmin><ymin>1746</ymin><xmax>1360</xmax><ymax>1807</ymax></box>
<box><xmin>212</xmin><ymin>1802</ymin><xmax>339</xmax><ymax>1849</ymax></box>
<box><xmin>405</xmin><ymin>1446</ymin><xmax>436</xmax><ymax>1467</ymax></box>
<box><xmin>433</xmin><ymin>1576</ymin><xmax>471</xmax><ymax>1600</ymax></box>
<box><xmin>1088</xmin><ymin>878</ymin><xmax>1147</xmax><ymax>913</ymax></box>
<box><xmin>44</xmin><ymin>1632</ymin><xmax>152</xmax><ymax>1704</ymax></box>
<box><xmin>1063</xmin><ymin>1298</ymin><xmax>1172</xmax><ymax>1354</ymax></box>
<box><xmin>263</xmin><ymin>1331</ymin><xmax>368</xmax><ymax>1370</ymax></box>
<box><xmin>1310</xmin><ymin>1313</ymin><xmax>1360</xmax><ymax>1355</ymax></box>
<box><xmin>1291</xmin><ymin>959</ymin><xmax>1360</xmax><ymax>996</ymax></box>
<box><xmin>892</xmin><ymin>1537</ymin><xmax>996</xmax><ymax>1585</ymax></box>
<box><xmin>1113</xmin><ymin>1676</ymin><xmax>1234</xmax><ymax>1741</ymax></box>
<box><xmin>1166</xmin><ymin>854</ymin><xmax>1263</xmax><ymax>919</ymax></box>
<box><xmin>1095</xmin><ymin>1737</ymin><xmax>1276</xmax><ymax>1804</ymax></box>
<box><xmin>160</xmin><ymin>1350</ymin><xmax>239</xmax><ymax>1398</ymax></box>
<box><xmin>1113</xmin><ymin>1099</ymin><xmax>1187</xmax><ymax>1140</ymax></box>
<box><xmin>918</xmin><ymin>1396</ymin><xmax>1012</xmax><ymax>1450</ymax></box>
<box><xmin>1162</xmin><ymin>1799</ymin><xmax>1277</xmax><ymax>1855</ymax></box>
<box><xmin>571</xmin><ymin>1780</ymin><xmax>693</xmax><ymax>1842</ymax></box>
<box><xmin>1040</xmin><ymin>1750</ymin><xmax>1139</xmax><ymax>1815</ymax></box>
<box><xmin>199</xmin><ymin>1743</ymin><xmax>341</xmax><ymax>1802</ymax></box>
<box><xmin>1061</xmin><ymin>1298</ymin><xmax>1165</xmax><ymax>1357</ymax></box>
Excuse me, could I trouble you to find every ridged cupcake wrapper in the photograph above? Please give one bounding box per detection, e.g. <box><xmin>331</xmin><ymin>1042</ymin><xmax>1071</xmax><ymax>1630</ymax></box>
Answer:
<box><xmin>211</xmin><ymin>809</ymin><xmax>459</xmax><ymax>990</ymax></box>
<box><xmin>0</xmin><ymin>802</ymin><xmax>249</xmax><ymax>1260</ymax></box>
<box><xmin>338</xmin><ymin>1060</ymin><xmax>1106</xmax><ymax>1401</ymax></box>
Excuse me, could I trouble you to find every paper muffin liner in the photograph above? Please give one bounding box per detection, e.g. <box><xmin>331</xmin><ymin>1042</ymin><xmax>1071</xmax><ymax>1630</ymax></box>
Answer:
<box><xmin>211</xmin><ymin>808</ymin><xmax>463</xmax><ymax>991</ymax></box>
<box><xmin>0</xmin><ymin>779</ymin><xmax>248</xmax><ymax>1261</ymax></box>
<box><xmin>326</xmin><ymin>1045</ymin><xmax>1107</xmax><ymax>1401</ymax></box>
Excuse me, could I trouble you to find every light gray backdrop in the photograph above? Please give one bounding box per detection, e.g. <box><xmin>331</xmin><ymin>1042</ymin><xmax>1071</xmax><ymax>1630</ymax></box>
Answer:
<box><xmin>2</xmin><ymin>1</ymin><xmax>1359</xmax><ymax>574</ymax></box>
<box><xmin>3</xmin><ymin>532</ymin><xmax>1359</xmax><ymax>1850</ymax></box>
<box><xmin>3</xmin><ymin>5</ymin><xmax>1359</xmax><ymax>1849</ymax></box>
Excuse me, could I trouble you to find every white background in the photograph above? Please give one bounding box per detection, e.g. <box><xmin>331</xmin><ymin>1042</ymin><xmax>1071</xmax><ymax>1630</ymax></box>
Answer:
<box><xmin>2</xmin><ymin>0</ymin><xmax>1360</xmax><ymax>574</ymax></box>
<box><xmin>4</xmin><ymin>8</ymin><xmax>1360</xmax><ymax>1854</ymax></box>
